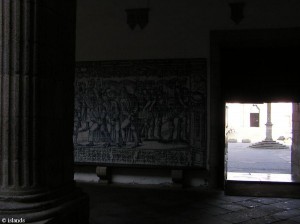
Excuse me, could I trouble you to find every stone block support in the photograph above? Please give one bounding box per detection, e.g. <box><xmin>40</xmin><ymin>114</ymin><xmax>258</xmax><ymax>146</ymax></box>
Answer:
<box><xmin>171</xmin><ymin>169</ymin><xmax>184</xmax><ymax>187</ymax></box>
<box><xmin>96</xmin><ymin>166</ymin><xmax>111</xmax><ymax>184</ymax></box>
<box><xmin>0</xmin><ymin>0</ymin><xmax>89</xmax><ymax>223</ymax></box>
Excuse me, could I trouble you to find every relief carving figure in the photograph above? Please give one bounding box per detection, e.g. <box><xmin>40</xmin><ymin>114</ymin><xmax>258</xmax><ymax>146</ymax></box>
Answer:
<box><xmin>73</xmin><ymin>81</ymin><xmax>87</xmax><ymax>144</ymax></box>
<box><xmin>78</xmin><ymin>80</ymin><xmax>96</xmax><ymax>133</ymax></box>
<box><xmin>152</xmin><ymin>87</ymin><xmax>166</xmax><ymax>141</ymax></box>
<box><xmin>174</xmin><ymin>82</ymin><xmax>190</xmax><ymax>142</ymax></box>
<box><xmin>106</xmin><ymin>87</ymin><xmax>122</xmax><ymax>147</ymax></box>
<box><xmin>120</xmin><ymin>85</ymin><xmax>140</xmax><ymax>148</ymax></box>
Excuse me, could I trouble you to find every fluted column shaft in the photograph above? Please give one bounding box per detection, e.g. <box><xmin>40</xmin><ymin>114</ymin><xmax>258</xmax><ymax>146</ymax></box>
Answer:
<box><xmin>0</xmin><ymin>0</ymin><xmax>88</xmax><ymax>222</ymax></box>
<box><xmin>0</xmin><ymin>0</ymin><xmax>37</xmax><ymax>192</ymax></box>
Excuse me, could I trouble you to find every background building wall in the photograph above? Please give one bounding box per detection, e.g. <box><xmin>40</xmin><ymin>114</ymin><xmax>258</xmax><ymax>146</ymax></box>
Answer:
<box><xmin>227</xmin><ymin>103</ymin><xmax>292</xmax><ymax>143</ymax></box>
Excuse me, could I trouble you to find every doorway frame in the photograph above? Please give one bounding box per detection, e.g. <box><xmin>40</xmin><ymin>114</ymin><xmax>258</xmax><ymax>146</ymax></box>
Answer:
<box><xmin>209</xmin><ymin>27</ymin><xmax>300</xmax><ymax>190</ymax></box>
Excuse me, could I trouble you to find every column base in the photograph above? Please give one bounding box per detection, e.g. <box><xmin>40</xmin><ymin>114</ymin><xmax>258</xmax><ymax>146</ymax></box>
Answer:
<box><xmin>0</xmin><ymin>186</ymin><xmax>89</xmax><ymax>224</ymax></box>
<box><xmin>249</xmin><ymin>140</ymin><xmax>289</xmax><ymax>149</ymax></box>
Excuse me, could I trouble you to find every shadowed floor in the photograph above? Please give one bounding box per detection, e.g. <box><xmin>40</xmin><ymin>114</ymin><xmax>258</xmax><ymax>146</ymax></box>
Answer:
<box><xmin>77</xmin><ymin>182</ymin><xmax>300</xmax><ymax>224</ymax></box>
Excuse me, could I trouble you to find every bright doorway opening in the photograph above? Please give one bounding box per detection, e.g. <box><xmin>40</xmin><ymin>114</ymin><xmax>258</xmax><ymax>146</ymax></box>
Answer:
<box><xmin>225</xmin><ymin>102</ymin><xmax>295</xmax><ymax>182</ymax></box>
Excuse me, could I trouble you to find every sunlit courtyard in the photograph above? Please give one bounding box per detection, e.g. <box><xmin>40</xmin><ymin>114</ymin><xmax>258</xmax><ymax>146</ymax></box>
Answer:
<box><xmin>226</xmin><ymin>103</ymin><xmax>293</xmax><ymax>182</ymax></box>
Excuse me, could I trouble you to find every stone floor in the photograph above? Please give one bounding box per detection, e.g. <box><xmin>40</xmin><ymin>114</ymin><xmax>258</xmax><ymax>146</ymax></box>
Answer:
<box><xmin>228</xmin><ymin>143</ymin><xmax>291</xmax><ymax>174</ymax></box>
<box><xmin>77</xmin><ymin>182</ymin><xmax>300</xmax><ymax>224</ymax></box>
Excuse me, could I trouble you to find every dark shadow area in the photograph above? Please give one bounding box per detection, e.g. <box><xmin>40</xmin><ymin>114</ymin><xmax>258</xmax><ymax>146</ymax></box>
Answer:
<box><xmin>77</xmin><ymin>182</ymin><xmax>300</xmax><ymax>224</ymax></box>
<box><xmin>221</xmin><ymin>47</ymin><xmax>300</xmax><ymax>102</ymax></box>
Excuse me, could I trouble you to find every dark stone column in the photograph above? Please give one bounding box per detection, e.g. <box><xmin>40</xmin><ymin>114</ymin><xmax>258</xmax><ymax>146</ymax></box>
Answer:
<box><xmin>0</xmin><ymin>0</ymin><xmax>89</xmax><ymax>223</ymax></box>
<box><xmin>292</xmin><ymin>103</ymin><xmax>300</xmax><ymax>181</ymax></box>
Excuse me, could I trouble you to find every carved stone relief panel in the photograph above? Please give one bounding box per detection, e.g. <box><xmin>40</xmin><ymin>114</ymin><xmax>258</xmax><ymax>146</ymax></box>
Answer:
<box><xmin>74</xmin><ymin>59</ymin><xmax>207</xmax><ymax>168</ymax></box>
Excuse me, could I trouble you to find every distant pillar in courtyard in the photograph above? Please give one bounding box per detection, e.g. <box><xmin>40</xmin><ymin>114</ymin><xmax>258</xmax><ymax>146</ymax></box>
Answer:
<box><xmin>265</xmin><ymin>103</ymin><xmax>273</xmax><ymax>141</ymax></box>
<box><xmin>250</xmin><ymin>103</ymin><xmax>287</xmax><ymax>149</ymax></box>
<box><xmin>0</xmin><ymin>0</ymin><xmax>88</xmax><ymax>223</ymax></box>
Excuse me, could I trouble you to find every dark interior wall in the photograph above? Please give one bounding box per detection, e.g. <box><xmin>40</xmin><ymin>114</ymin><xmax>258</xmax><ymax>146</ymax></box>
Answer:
<box><xmin>75</xmin><ymin>0</ymin><xmax>300</xmax><ymax>187</ymax></box>
<box><xmin>221</xmin><ymin>46</ymin><xmax>300</xmax><ymax>102</ymax></box>
<box><xmin>36</xmin><ymin>0</ymin><xmax>77</xmax><ymax>187</ymax></box>
<box><xmin>76</xmin><ymin>0</ymin><xmax>300</xmax><ymax>61</ymax></box>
